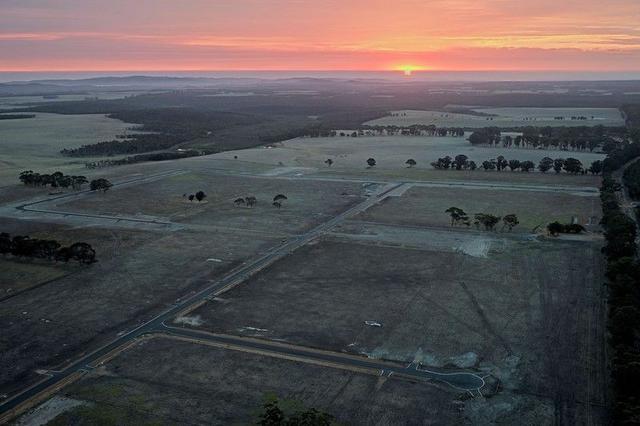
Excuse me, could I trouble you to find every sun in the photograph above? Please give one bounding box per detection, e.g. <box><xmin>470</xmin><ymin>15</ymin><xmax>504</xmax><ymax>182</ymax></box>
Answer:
<box><xmin>393</xmin><ymin>65</ymin><xmax>425</xmax><ymax>76</ymax></box>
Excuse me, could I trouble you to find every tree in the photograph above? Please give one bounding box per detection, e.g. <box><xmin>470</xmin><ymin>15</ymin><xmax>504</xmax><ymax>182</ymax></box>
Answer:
<box><xmin>445</xmin><ymin>207</ymin><xmax>469</xmax><ymax>226</ymax></box>
<box><xmin>71</xmin><ymin>176</ymin><xmax>88</xmax><ymax>190</ymax></box>
<box><xmin>474</xmin><ymin>213</ymin><xmax>501</xmax><ymax>231</ymax></box>
<box><xmin>454</xmin><ymin>154</ymin><xmax>468</xmax><ymax>170</ymax></box>
<box><xmin>520</xmin><ymin>161</ymin><xmax>535</xmax><ymax>172</ymax></box>
<box><xmin>588</xmin><ymin>160</ymin><xmax>603</xmax><ymax>175</ymax></box>
<box><xmin>496</xmin><ymin>156</ymin><xmax>508</xmax><ymax>171</ymax></box>
<box><xmin>188</xmin><ymin>194</ymin><xmax>195</xmax><ymax>202</ymax></box>
<box><xmin>245</xmin><ymin>196</ymin><xmax>257</xmax><ymax>208</ymax></box>
<box><xmin>563</xmin><ymin>157</ymin><xmax>583</xmax><ymax>174</ymax></box>
<box><xmin>431</xmin><ymin>156</ymin><xmax>452</xmax><ymax>170</ymax></box>
<box><xmin>405</xmin><ymin>158</ymin><xmax>417</xmax><ymax>168</ymax></box>
<box><xmin>468</xmin><ymin>161</ymin><xmax>477</xmax><ymax>171</ymax></box>
<box><xmin>553</xmin><ymin>158</ymin><xmax>565</xmax><ymax>174</ymax></box>
<box><xmin>538</xmin><ymin>157</ymin><xmax>554</xmax><ymax>173</ymax></box>
<box><xmin>508</xmin><ymin>159</ymin><xmax>521</xmax><ymax>171</ymax></box>
<box><xmin>324</xmin><ymin>159</ymin><xmax>334</xmax><ymax>167</ymax></box>
<box><xmin>502</xmin><ymin>214</ymin><xmax>519</xmax><ymax>231</ymax></box>
<box><xmin>195</xmin><ymin>191</ymin><xmax>206</xmax><ymax>202</ymax></box>
<box><xmin>273</xmin><ymin>194</ymin><xmax>287</xmax><ymax>203</ymax></box>
<box><xmin>481</xmin><ymin>160</ymin><xmax>496</xmax><ymax>171</ymax></box>
<box><xmin>366</xmin><ymin>158</ymin><xmax>376</xmax><ymax>168</ymax></box>
<box><xmin>68</xmin><ymin>242</ymin><xmax>96</xmax><ymax>264</ymax></box>
<box><xmin>90</xmin><ymin>178</ymin><xmax>112</xmax><ymax>192</ymax></box>
<box><xmin>234</xmin><ymin>198</ymin><xmax>245</xmax><ymax>207</ymax></box>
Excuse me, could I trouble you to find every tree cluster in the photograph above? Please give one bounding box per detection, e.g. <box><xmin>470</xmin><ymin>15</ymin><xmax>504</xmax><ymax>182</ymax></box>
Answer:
<box><xmin>357</xmin><ymin>124</ymin><xmax>466</xmax><ymax>137</ymax></box>
<box><xmin>546</xmin><ymin>222</ymin><xmax>586</xmax><ymax>236</ymax></box>
<box><xmin>468</xmin><ymin>125</ymin><xmax>625</xmax><ymax>152</ymax></box>
<box><xmin>19</xmin><ymin>171</ymin><xmax>88</xmax><ymax>190</ymax></box>
<box><xmin>598</xmin><ymin>174</ymin><xmax>640</xmax><ymax>423</ymax></box>
<box><xmin>84</xmin><ymin>150</ymin><xmax>205</xmax><ymax>169</ymax></box>
<box><xmin>430</xmin><ymin>155</ymin><xmax>601</xmax><ymax>175</ymax></box>
<box><xmin>622</xmin><ymin>159</ymin><xmax>640</xmax><ymax>200</ymax></box>
<box><xmin>255</xmin><ymin>395</ymin><xmax>335</xmax><ymax>426</ymax></box>
<box><xmin>184</xmin><ymin>191</ymin><xmax>207</xmax><ymax>202</ymax></box>
<box><xmin>445</xmin><ymin>207</ymin><xmax>519</xmax><ymax>232</ymax></box>
<box><xmin>0</xmin><ymin>233</ymin><xmax>96</xmax><ymax>264</ymax></box>
<box><xmin>89</xmin><ymin>178</ymin><xmax>113</xmax><ymax>192</ymax></box>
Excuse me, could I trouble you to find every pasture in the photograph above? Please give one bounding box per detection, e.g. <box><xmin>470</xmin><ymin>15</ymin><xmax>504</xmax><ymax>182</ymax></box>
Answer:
<box><xmin>0</xmin><ymin>112</ymin><xmax>142</xmax><ymax>185</ymax></box>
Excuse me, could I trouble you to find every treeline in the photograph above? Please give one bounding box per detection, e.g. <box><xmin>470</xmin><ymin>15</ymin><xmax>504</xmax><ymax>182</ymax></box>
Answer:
<box><xmin>19</xmin><ymin>171</ymin><xmax>88</xmax><ymax>189</ymax></box>
<box><xmin>358</xmin><ymin>124</ymin><xmax>466</xmax><ymax>137</ymax></box>
<box><xmin>0</xmin><ymin>114</ymin><xmax>35</xmax><ymax>120</ymax></box>
<box><xmin>468</xmin><ymin>125</ymin><xmax>625</xmax><ymax>152</ymax></box>
<box><xmin>85</xmin><ymin>150</ymin><xmax>205</xmax><ymax>169</ymax></box>
<box><xmin>60</xmin><ymin>108</ymin><xmax>261</xmax><ymax>157</ymax></box>
<box><xmin>623</xmin><ymin>159</ymin><xmax>640</xmax><ymax>199</ymax></box>
<box><xmin>599</xmin><ymin>175</ymin><xmax>640</xmax><ymax>423</ymax></box>
<box><xmin>431</xmin><ymin>154</ymin><xmax>602</xmax><ymax>175</ymax></box>
<box><xmin>0</xmin><ymin>233</ymin><xmax>96</xmax><ymax>264</ymax></box>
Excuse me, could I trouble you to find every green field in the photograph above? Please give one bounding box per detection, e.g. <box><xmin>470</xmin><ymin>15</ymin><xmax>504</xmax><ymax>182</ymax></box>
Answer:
<box><xmin>0</xmin><ymin>112</ymin><xmax>142</xmax><ymax>185</ymax></box>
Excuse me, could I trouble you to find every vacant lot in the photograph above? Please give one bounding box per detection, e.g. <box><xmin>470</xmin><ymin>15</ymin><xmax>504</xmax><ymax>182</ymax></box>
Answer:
<box><xmin>210</xmin><ymin>135</ymin><xmax>606</xmax><ymax>180</ymax></box>
<box><xmin>187</xmin><ymin>237</ymin><xmax>606</xmax><ymax>424</ymax></box>
<box><xmin>0</xmin><ymin>112</ymin><xmax>142</xmax><ymax>185</ymax></box>
<box><xmin>357</xmin><ymin>186</ymin><xmax>600</xmax><ymax>231</ymax></box>
<box><xmin>45</xmin><ymin>337</ymin><xmax>464</xmax><ymax>425</ymax></box>
<box><xmin>55</xmin><ymin>172</ymin><xmax>366</xmax><ymax>234</ymax></box>
<box><xmin>365</xmin><ymin>107</ymin><xmax>624</xmax><ymax>128</ymax></box>
<box><xmin>0</xmin><ymin>224</ymin><xmax>278</xmax><ymax>396</ymax></box>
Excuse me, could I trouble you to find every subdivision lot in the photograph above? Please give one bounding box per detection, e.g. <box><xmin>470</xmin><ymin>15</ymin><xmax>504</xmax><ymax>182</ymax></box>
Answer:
<box><xmin>364</xmin><ymin>107</ymin><xmax>625</xmax><ymax>127</ymax></box>
<box><xmin>0</xmin><ymin>224</ymin><xmax>278</xmax><ymax>396</ymax></box>
<box><xmin>186</xmin><ymin>237</ymin><xmax>606</xmax><ymax>425</ymax></box>
<box><xmin>54</xmin><ymin>172</ymin><xmax>366</xmax><ymax>234</ymax></box>
<box><xmin>357</xmin><ymin>186</ymin><xmax>600</xmax><ymax>231</ymax></box>
<box><xmin>46</xmin><ymin>337</ymin><xmax>464</xmax><ymax>425</ymax></box>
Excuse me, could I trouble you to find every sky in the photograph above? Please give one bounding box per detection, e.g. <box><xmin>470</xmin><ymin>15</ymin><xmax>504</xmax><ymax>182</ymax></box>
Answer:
<box><xmin>1</xmin><ymin>0</ymin><xmax>639</xmax><ymax>73</ymax></box>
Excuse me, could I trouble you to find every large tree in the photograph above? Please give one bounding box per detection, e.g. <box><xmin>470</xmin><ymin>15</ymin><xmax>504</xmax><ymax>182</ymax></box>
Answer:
<box><xmin>89</xmin><ymin>178</ymin><xmax>113</xmax><ymax>192</ymax></box>
<box><xmin>445</xmin><ymin>207</ymin><xmax>469</xmax><ymax>226</ymax></box>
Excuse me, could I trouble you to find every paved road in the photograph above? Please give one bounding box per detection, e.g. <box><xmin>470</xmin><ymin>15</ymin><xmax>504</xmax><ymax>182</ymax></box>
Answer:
<box><xmin>0</xmin><ymin>181</ymin><xmax>485</xmax><ymax>421</ymax></box>
<box><xmin>158</xmin><ymin>324</ymin><xmax>485</xmax><ymax>391</ymax></box>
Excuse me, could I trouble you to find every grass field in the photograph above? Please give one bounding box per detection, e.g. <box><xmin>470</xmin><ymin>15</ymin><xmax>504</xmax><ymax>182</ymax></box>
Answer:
<box><xmin>357</xmin><ymin>186</ymin><xmax>600</xmax><ymax>231</ymax></box>
<box><xmin>209</xmin><ymin>135</ymin><xmax>606</xmax><ymax>180</ymax></box>
<box><xmin>54</xmin><ymin>171</ymin><xmax>367</xmax><ymax>234</ymax></box>
<box><xmin>365</xmin><ymin>107</ymin><xmax>625</xmax><ymax>128</ymax></box>
<box><xmin>0</xmin><ymin>112</ymin><xmax>142</xmax><ymax>185</ymax></box>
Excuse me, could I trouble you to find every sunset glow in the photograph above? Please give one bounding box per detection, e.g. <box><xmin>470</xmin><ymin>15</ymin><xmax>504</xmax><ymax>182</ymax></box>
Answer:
<box><xmin>1</xmin><ymin>0</ymin><xmax>639</xmax><ymax>72</ymax></box>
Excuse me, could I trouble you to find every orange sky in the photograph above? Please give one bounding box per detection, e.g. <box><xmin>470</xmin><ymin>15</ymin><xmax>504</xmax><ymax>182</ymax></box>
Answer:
<box><xmin>1</xmin><ymin>0</ymin><xmax>639</xmax><ymax>72</ymax></box>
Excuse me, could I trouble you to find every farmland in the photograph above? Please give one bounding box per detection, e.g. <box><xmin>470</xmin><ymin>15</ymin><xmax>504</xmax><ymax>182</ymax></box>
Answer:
<box><xmin>0</xmin><ymin>112</ymin><xmax>143</xmax><ymax>185</ymax></box>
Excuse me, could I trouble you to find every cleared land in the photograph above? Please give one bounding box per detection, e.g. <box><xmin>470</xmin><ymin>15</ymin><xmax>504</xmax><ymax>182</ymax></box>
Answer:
<box><xmin>357</xmin><ymin>186</ymin><xmax>600</xmax><ymax>231</ymax></box>
<box><xmin>0</xmin><ymin>112</ymin><xmax>142</xmax><ymax>185</ymax></box>
<box><xmin>53</xmin><ymin>171</ymin><xmax>366</xmax><ymax>234</ymax></box>
<box><xmin>0</xmin><ymin>222</ymin><xmax>278</xmax><ymax>396</ymax></box>
<box><xmin>48</xmin><ymin>337</ymin><xmax>464</xmax><ymax>425</ymax></box>
<box><xmin>186</xmin><ymin>235</ymin><xmax>606</xmax><ymax>425</ymax></box>
<box><xmin>210</xmin><ymin>135</ymin><xmax>605</xmax><ymax>181</ymax></box>
<box><xmin>365</xmin><ymin>107</ymin><xmax>625</xmax><ymax>128</ymax></box>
